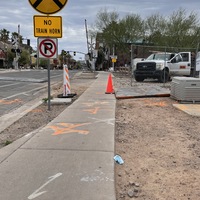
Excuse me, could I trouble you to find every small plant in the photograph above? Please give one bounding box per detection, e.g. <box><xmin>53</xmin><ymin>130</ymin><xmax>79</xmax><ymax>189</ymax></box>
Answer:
<box><xmin>4</xmin><ymin>140</ymin><xmax>12</xmax><ymax>146</ymax></box>
<box><xmin>42</xmin><ymin>96</ymin><xmax>53</xmax><ymax>103</ymax></box>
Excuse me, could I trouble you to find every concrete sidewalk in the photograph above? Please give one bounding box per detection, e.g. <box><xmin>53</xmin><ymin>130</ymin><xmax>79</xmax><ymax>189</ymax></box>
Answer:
<box><xmin>0</xmin><ymin>72</ymin><xmax>116</xmax><ymax>200</ymax></box>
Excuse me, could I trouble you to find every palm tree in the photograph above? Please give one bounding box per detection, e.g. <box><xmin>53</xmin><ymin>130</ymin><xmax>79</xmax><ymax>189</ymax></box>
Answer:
<box><xmin>0</xmin><ymin>29</ymin><xmax>10</xmax><ymax>42</ymax></box>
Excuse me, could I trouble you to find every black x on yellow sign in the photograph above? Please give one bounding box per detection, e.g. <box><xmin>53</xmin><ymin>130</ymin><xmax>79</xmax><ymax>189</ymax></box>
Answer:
<box><xmin>29</xmin><ymin>0</ymin><xmax>68</xmax><ymax>14</ymax></box>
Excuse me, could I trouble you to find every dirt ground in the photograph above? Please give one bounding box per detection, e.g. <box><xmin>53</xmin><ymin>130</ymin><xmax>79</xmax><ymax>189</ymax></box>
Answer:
<box><xmin>0</xmin><ymin>72</ymin><xmax>200</xmax><ymax>199</ymax></box>
<box><xmin>114</xmin><ymin>74</ymin><xmax>200</xmax><ymax>200</ymax></box>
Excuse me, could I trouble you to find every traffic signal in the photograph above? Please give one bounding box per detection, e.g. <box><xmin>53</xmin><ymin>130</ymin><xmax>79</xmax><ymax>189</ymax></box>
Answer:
<box><xmin>11</xmin><ymin>48</ymin><xmax>22</xmax><ymax>53</ymax></box>
<box><xmin>74</xmin><ymin>51</ymin><xmax>76</xmax><ymax>56</ymax></box>
<box><xmin>16</xmin><ymin>49</ymin><xmax>22</xmax><ymax>53</ymax></box>
<box><xmin>27</xmin><ymin>39</ymin><xmax>30</xmax><ymax>46</ymax></box>
<box><xmin>62</xmin><ymin>50</ymin><xmax>67</xmax><ymax>55</ymax></box>
<box><xmin>88</xmin><ymin>52</ymin><xmax>91</xmax><ymax>59</ymax></box>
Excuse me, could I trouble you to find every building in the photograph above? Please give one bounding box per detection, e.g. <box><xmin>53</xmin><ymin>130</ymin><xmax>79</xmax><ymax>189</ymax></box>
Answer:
<box><xmin>0</xmin><ymin>41</ymin><xmax>8</xmax><ymax>68</ymax></box>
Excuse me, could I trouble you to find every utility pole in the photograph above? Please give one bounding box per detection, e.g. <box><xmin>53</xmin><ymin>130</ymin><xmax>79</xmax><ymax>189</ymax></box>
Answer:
<box><xmin>85</xmin><ymin>19</ymin><xmax>91</xmax><ymax>70</ymax></box>
<box><xmin>16</xmin><ymin>24</ymin><xmax>20</xmax><ymax>69</ymax></box>
<box><xmin>131</xmin><ymin>44</ymin><xmax>133</xmax><ymax>86</ymax></box>
<box><xmin>112</xmin><ymin>45</ymin><xmax>115</xmax><ymax>71</ymax></box>
<box><xmin>85</xmin><ymin>19</ymin><xmax>89</xmax><ymax>54</ymax></box>
<box><xmin>90</xmin><ymin>37</ymin><xmax>96</xmax><ymax>71</ymax></box>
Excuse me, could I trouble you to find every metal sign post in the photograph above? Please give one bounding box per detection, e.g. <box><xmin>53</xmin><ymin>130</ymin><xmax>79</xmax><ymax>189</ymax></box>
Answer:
<box><xmin>47</xmin><ymin>59</ymin><xmax>51</xmax><ymax>110</ymax></box>
<box><xmin>38</xmin><ymin>38</ymin><xmax>58</xmax><ymax>111</ymax></box>
<box><xmin>29</xmin><ymin>0</ymin><xmax>68</xmax><ymax>110</ymax></box>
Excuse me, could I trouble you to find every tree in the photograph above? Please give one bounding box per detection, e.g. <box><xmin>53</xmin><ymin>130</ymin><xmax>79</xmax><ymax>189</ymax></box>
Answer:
<box><xmin>102</xmin><ymin>21</ymin><xmax>121</xmax><ymax>46</ymax></box>
<box><xmin>39</xmin><ymin>59</ymin><xmax>48</xmax><ymax>68</ymax></box>
<box><xmin>121</xmin><ymin>14</ymin><xmax>145</xmax><ymax>43</ymax></box>
<box><xmin>59</xmin><ymin>50</ymin><xmax>74</xmax><ymax>67</ymax></box>
<box><xmin>165</xmin><ymin>8</ymin><xmax>200</xmax><ymax>48</ymax></box>
<box><xmin>92</xmin><ymin>7</ymin><xmax>200</xmax><ymax>66</ymax></box>
<box><xmin>7</xmin><ymin>49</ymin><xmax>15</xmax><ymax>68</ymax></box>
<box><xmin>96</xmin><ymin>48</ymin><xmax>105</xmax><ymax>69</ymax></box>
<box><xmin>0</xmin><ymin>29</ymin><xmax>10</xmax><ymax>42</ymax></box>
<box><xmin>95</xmin><ymin>8</ymin><xmax>119</xmax><ymax>31</ymax></box>
<box><xmin>145</xmin><ymin>13</ymin><xmax>166</xmax><ymax>45</ymax></box>
<box><xmin>93</xmin><ymin>10</ymin><xmax>145</xmax><ymax>60</ymax></box>
<box><xmin>92</xmin><ymin>9</ymin><xmax>120</xmax><ymax>49</ymax></box>
<box><xmin>18</xmin><ymin>50</ymin><xmax>30</xmax><ymax>67</ymax></box>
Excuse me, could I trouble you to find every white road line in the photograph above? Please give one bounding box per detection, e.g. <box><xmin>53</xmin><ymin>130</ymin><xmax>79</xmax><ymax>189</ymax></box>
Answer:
<box><xmin>0</xmin><ymin>82</ymin><xmax>21</xmax><ymax>88</ymax></box>
<box><xmin>3</xmin><ymin>85</ymin><xmax>47</xmax><ymax>100</ymax></box>
<box><xmin>51</xmin><ymin>74</ymin><xmax>62</xmax><ymax>78</ymax></box>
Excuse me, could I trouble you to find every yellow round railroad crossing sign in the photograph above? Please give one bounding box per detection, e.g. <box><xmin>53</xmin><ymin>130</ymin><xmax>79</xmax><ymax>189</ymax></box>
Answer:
<box><xmin>29</xmin><ymin>0</ymin><xmax>68</xmax><ymax>15</ymax></box>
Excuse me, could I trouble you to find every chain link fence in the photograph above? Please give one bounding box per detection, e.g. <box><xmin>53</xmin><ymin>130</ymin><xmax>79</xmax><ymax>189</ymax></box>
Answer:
<box><xmin>113</xmin><ymin>44</ymin><xmax>199</xmax><ymax>81</ymax></box>
<box><xmin>132</xmin><ymin>44</ymin><xmax>197</xmax><ymax>60</ymax></box>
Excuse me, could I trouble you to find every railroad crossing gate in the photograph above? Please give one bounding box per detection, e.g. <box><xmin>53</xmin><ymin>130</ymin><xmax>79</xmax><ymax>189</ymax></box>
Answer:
<box><xmin>29</xmin><ymin>0</ymin><xmax>68</xmax><ymax>15</ymax></box>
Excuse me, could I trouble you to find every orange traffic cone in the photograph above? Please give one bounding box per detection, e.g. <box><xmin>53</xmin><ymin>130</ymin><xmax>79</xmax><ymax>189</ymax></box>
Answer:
<box><xmin>105</xmin><ymin>74</ymin><xmax>115</xmax><ymax>94</ymax></box>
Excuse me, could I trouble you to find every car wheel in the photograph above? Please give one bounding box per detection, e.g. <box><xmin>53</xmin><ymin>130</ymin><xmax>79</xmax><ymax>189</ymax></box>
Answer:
<box><xmin>135</xmin><ymin>76</ymin><xmax>144</xmax><ymax>82</ymax></box>
<box><xmin>159</xmin><ymin>70</ymin><xmax>169</xmax><ymax>83</ymax></box>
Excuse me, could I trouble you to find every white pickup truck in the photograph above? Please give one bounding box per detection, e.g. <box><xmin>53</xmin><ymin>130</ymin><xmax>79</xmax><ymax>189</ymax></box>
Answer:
<box><xmin>134</xmin><ymin>52</ymin><xmax>194</xmax><ymax>82</ymax></box>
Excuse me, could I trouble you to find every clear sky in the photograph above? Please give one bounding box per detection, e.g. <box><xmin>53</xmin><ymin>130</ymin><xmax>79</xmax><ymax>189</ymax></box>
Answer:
<box><xmin>0</xmin><ymin>0</ymin><xmax>200</xmax><ymax>60</ymax></box>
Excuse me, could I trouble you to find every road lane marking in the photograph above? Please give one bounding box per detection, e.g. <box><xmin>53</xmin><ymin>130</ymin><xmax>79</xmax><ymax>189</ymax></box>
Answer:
<box><xmin>28</xmin><ymin>173</ymin><xmax>62</xmax><ymax>200</ymax></box>
<box><xmin>51</xmin><ymin>74</ymin><xmax>63</xmax><ymax>78</ymax></box>
<box><xmin>0</xmin><ymin>82</ymin><xmax>21</xmax><ymax>88</ymax></box>
<box><xmin>3</xmin><ymin>85</ymin><xmax>47</xmax><ymax>99</ymax></box>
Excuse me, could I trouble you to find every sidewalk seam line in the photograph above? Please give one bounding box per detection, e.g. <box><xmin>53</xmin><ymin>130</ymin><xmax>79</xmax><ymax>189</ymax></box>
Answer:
<box><xmin>19</xmin><ymin>147</ymin><xmax>114</xmax><ymax>153</ymax></box>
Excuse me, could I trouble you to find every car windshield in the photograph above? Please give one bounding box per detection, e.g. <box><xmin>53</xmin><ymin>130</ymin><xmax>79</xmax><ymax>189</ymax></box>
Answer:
<box><xmin>146</xmin><ymin>53</ymin><xmax>172</xmax><ymax>61</ymax></box>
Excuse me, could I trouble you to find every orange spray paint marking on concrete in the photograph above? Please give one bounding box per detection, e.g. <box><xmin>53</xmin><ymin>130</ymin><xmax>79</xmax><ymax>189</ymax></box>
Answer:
<box><xmin>82</xmin><ymin>101</ymin><xmax>109</xmax><ymax>107</ymax></box>
<box><xmin>83</xmin><ymin>107</ymin><xmax>100</xmax><ymax>114</ymax></box>
<box><xmin>49</xmin><ymin>122</ymin><xmax>91</xmax><ymax>135</ymax></box>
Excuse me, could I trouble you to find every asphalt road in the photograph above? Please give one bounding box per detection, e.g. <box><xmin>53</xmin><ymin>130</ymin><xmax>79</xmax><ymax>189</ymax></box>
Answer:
<box><xmin>0</xmin><ymin>69</ymin><xmax>77</xmax><ymax>117</ymax></box>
